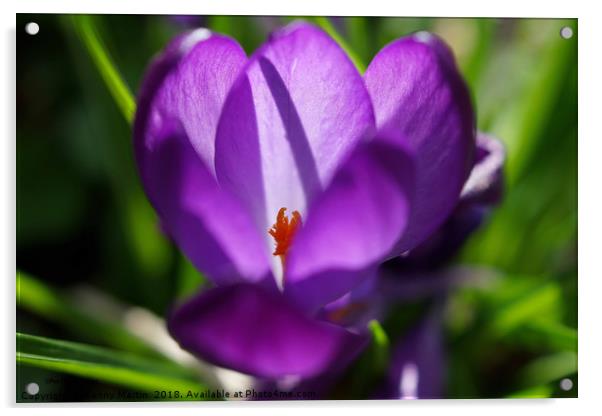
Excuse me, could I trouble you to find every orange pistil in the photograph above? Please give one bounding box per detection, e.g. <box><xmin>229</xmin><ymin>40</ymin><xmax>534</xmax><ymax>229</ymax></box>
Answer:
<box><xmin>268</xmin><ymin>207</ymin><xmax>302</xmax><ymax>260</ymax></box>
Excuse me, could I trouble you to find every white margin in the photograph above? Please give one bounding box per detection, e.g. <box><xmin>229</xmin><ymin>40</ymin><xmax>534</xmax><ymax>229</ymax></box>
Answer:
<box><xmin>3</xmin><ymin>0</ymin><xmax>600</xmax><ymax>414</ymax></box>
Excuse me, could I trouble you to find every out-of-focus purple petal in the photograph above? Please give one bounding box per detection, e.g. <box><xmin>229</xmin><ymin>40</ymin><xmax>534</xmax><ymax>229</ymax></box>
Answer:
<box><xmin>319</xmin><ymin>273</ymin><xmax>385</xmax><ymax>331</ymax></box>
<box><xmin>380</xmin><ymin>305</ymin><xmax>445</xmax><ymax>399</ymax></box>
<box><xmin>393</xmin><ymin>206</ymin><xmax>487</xmax><ymax>270</ymax></box>
<box><xmin>133</xmin><ymin>32</ymin><xmax>272</xmax><ymax>287</ymax></box>
<box><xmin>378</xmin><ymin>266</ymin><xmax>499</xmax><ymax>303</ymax></box>
<box><xmin>168</xmin><ymin>284</ymin><xmax>369</xmax><ymax>379</ymax></box>
<box><xmin>215</xmin><ymin>22</ymin><xmax>375</xmax><ymax>237</ymax></box>
<box><xmin>284</xmin><ymin>140</ymin><xmax>414</xmax><ymax>311</ymax></box>
<box><xmin>140</xmin><ymin>29</ymin><xmax>246</xmax><ymax>175</ymax></box>
<box><xmin>365</xmin><ymin>32</ymin><xmax>476</xmax><ymax>255</ymax></box>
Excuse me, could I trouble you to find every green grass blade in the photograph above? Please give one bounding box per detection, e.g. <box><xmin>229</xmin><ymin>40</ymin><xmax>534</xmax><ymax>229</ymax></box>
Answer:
<box><xmin>71</xmin><ymin>15</ymin><xmax>135</xmax><ymax>124</ymax></box>
<box><xmin>517</xmin><ymin>320</ymin><xmax>578</xmax><ymax>352</ymax></box>
<box><xmin>176</xmin><ymin>254</ymin><xmax>207</xmax><ymax>300</ymax></box>
<box><xmin>17</xmin><ymin>333</ymin><xmax>205</xmax><ymax>394</ymax></box>
<box><xmin>311</xmin><ymin>17</ymin><xmax>366</xmax><ymax>73</ymax></box>
<box><xmin>488</xmin><ymin>282</ymin><xmax>561</xmax><ymax>335</ymax></box>
<box><xmin>462</xmin><ymin>18</ymin><xmax>495</xmax><ymax>88</ymax></box>
<box><xmin>490</xmin><ymin>19</ymin><xmax>576</xmax><ymax>185</ymax></box>
<box><xmin>507</xmin><ymin>385</ymin><xmax>554</xmax><ymax>398</ymax></box>
<box><xmin>344</xmin><ymin>17</ymin><xmax>372</xmax><ymax>66</ymax></box>
<box><xmin>517</xmin><ymin>351</ymin><xmax>577</xmax><ymax>389</ymax></box>
<box><xmin>368</xmin><ymin>319</ymin><xmax>390</xmax><ymax>372</ymax></box>
<box><xmin>17</xmin><ymin>271</ymin><xmax>160</xmax><ymax>358</ymax></box>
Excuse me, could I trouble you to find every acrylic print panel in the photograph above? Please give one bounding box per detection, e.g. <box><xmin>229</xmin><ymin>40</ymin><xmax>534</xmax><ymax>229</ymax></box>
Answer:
<box><xmin>16</xmin><ymin>14</ymin><xmax>577</xmax><ymax>402</ymax></box>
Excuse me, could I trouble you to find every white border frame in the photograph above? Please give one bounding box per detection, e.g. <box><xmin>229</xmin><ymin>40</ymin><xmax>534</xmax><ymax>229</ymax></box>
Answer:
<box><xmin>4</xmin><ymin>1</ymin><xmax>600</xmax><ymax>414</ymax></box>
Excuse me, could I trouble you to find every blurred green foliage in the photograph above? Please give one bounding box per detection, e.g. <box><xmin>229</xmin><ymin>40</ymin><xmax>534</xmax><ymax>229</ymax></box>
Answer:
<box><xmin>17</xmin><ymin>333</ymin><xmax>206</xmax><ymax>395</ymax></box>
<box><xmin>16</xmin><ymin>14</ymin><xmax>577</xmax><ymax>400</ymax></box>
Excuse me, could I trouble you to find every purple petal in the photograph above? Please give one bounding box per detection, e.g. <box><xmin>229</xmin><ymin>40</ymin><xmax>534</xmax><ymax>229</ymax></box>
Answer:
<box><xmin>460</xmin><ymin>132</ymin><xmax>505</xmax><ymax>205</ymax></box>
<box><xmin>140</xmin><ymin>29</ymin><xmax>247</xmax><ymax>175</ymax></box>
<box><xmin>378</xmin><ymin>266</ymin><xmax>499</xmax><ymax>303</ymax></box>
<box><xmin>319</xmin><ymin>272</ymin><xmax>385</xmax><ymax>331</ymax></box>
<box><xmin>284</xmin><ymin>140</ymin><xmax>414</xmax><ymax>311</ymax></box>
<box><xmin>365</xmin><ymin>32</ymin><xmax>476</xmax><ymax>254</ymax></box>
<box><xmin>391</xmin><ymin>132</ymin><xmax>506</xmax><ymax>270</ymax></box>
<box><xmin>168</xmin><ymin>284</ymin><xmax>369</xmax><ymax>379</ymax></box>
<box><xmin>215</xmin><ymin>22</ymin><xmax>375</xmax><ymax>237</ymax></box>
<box><xmin>133</xmin><ymin>32</ymin><xmax>272</xmax><ymax>286</ymax></box>
<box><xmin>382</xmin><ymin>306</ymin><xmax>445</xmax><ymax>399</ymax></box>
<box><xmin>390</xmin><ymin>206</ymin><xmax>487</xmax><ymax>271</ymax></box>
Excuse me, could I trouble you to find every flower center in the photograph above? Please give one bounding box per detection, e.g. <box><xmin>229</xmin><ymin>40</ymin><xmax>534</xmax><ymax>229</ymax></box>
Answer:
<box><xmin>268</xmin><ymin>207</ymin><xmax>302</xmax><ymax>262</ymax></box>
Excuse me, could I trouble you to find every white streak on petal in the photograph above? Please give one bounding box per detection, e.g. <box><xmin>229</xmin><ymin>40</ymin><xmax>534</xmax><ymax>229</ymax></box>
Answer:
<box><xmin>414</xmin><ymin>31</ymin><xmax>433</xmax><ymax>43</ymax></box>
<box><xmin>399</xmin><ymin>362</ymin><xmax>419</xmax><ymax>399</ymax></box>
<box><xmin>461</xmin><ymin>135</ymin><xmax>505</xmax><ymax>199</ymax></box>
<box><xmin>180</xmin><ymin>28</ymin><xmax>212</xmax><ymax>53</ymax></box>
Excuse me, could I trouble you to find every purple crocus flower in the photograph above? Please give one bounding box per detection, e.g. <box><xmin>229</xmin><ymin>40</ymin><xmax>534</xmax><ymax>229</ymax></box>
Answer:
<box><xmin>133</xmin><ymin>22</ymin><xmax>476</xmax><ymax>380</ymax></box>
<box><xmin>373</xmin><ymin>135</ymin><xmax>505</xmax><ymax>399</ymax></box>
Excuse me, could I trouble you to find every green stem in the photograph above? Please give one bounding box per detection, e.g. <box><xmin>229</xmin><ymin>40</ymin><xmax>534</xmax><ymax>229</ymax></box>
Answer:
<box><xmin>311</xmin><ymin>16</ymin><xmax>367</xmax><ymax>74</ymax></box>
<box><xmin>368</xmin><ymin>319</ymin><xmax>390</xmax><ymax>372</ymax></box>
<box><xmin>72</xmin><ymin>15</ymin><xmax>136</xmax><ymax>124</ymax></box>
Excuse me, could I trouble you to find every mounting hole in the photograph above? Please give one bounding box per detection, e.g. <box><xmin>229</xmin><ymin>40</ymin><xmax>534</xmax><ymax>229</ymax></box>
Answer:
<box><xmin>560</xmin><ymin>378</ymin><xmax>573</xmax><ymax>391</ymax></box>
<box><xmin>25</xmin><ymin>22</ymin><xmax>40</xmax><ymax>35</ymax></box>
<box><xmin>25</xmin><ymin>382</ymin><xmax>40</xmax><ymax>395</ymax></box>
<box><xmin>560</xmin><ymin>26</ymin><xmax>573</xmax><ymax>39</ymax></box>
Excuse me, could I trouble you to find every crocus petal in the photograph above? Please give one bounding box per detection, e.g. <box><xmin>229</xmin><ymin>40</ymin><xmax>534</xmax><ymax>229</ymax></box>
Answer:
<box><xmin>388</xmin><ymin>205</ymin><xmax>486</xmax><ymax>271</ymax></box>
<box><xmin>320</xmin><ymin>272</ymin><xmax>385</xmax><ymax>331</ymax></box>
<box><xmin>215</xmin><ymin>22</ymin><xmax>375</xmax><ymax>237</ymax></box>
<box><xmin>381</xmin><ymin>305</ymin><xmax>445</xmax><ymax>399</ymax></box>
<box><xmin>284</xmin><ymin>140</ymin><xmax>414</xmax><ymax>311</ymax></box>
<box><xmin>460</xmin><ymin>132</ymin><xmax>505</xmax><ymax>205</ymax></box>
<box><xmin>141</xmin><ymin>28</ymin><xmax>247</xmax><ymax>175</ymax></box>
<box><xmin>133</xmin><ymin>31</ymin><xmax>272</xmax><ymax>286</ymax></box>
<box><xmin>392</xmin><ymin>132</ymin><xmax>506</xmax><ymax>270</ymax></box>
<box><xmin>168</xmin><ymin>284</ymin><xmax>369</xmax><ymax>379</ymax></box>
<box><xmin>365</xmin><ymin>32</ymin><xmax>476</xmax><ymax>254</ymax></box>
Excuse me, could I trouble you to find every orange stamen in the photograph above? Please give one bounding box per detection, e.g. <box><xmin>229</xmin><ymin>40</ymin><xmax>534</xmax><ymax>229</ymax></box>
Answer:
<box><xmin>268</xmin><ymin>207</ymin><xmax>302</xmax><ymax>259</ymax></box>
